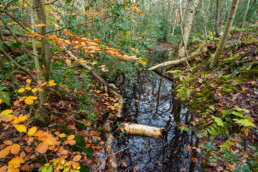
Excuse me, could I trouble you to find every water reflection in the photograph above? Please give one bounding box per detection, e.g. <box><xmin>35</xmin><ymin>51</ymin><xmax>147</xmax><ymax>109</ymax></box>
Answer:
<box><xmin>114</xmin><ymin>52</ymin><xmax>199</xmax><ymax>171</ymax></box>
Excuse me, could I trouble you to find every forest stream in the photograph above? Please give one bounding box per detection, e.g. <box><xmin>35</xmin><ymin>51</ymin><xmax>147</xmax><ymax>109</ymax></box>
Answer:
<box><xmin>113</xmin><ymin>51</ymin><xmax>201</xmax><ymax>171</ymax></box>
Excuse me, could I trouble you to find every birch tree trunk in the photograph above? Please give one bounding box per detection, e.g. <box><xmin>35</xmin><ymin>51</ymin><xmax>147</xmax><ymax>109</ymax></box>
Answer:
<box><xmin>210</xmin><ymin>0</ymin><xmax>240</xmax><ymax>68</ymax></box>
<box><xmin>177</xmin><ymin>0</ymin><xmax>200</xmax><ymax>58</ymax></box>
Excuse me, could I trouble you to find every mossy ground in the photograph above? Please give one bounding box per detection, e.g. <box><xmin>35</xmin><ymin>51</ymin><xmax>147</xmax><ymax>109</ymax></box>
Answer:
<box><xmin>168</xmin><ymin>31</ymin><xmax>257</xmax><ymax>171</ymax></box>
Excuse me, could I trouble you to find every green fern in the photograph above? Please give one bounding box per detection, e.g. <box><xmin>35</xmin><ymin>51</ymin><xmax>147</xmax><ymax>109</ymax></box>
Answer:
<box><xmin>233</xmin><ymin>119</ymin><xmax>255</xmax><ymax>128</ymax></box>
<box><xmin>211</xmin><ymin>115</ymin><xmax>224</xmax><ymax>127</ymax></box>
<box><xmin>234</xmin><ymin>107</ymin><xmax>250</xmax><ymax>114</ymax></box>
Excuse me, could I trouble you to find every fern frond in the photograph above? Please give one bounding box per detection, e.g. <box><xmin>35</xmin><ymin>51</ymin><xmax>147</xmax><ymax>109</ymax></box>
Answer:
<box><xmin>233</xmin><ymin>119</ymin><xmax>255</xmax><ymax>128</ymax></box>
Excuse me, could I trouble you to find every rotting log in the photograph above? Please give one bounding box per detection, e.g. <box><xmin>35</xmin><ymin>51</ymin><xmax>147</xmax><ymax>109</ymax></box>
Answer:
<box><xmin>121</xmin><ymin>123</ymin><xmax>165</xmax><ymax>139</ymax></box>
<box><xmin>148</xmin><ymin>46</ymin><xmax>208</xmax><ymax>71</ymax></box>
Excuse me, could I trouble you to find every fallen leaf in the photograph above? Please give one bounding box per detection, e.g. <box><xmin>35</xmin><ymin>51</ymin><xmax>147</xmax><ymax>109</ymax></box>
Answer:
<box><xmin>28</xmin><ymin>126</ymin><xmax>37</xmax><ymax>136</ymax></box>
<box><xmin>121</xmin><ymin>160</ymin><xmax>127</xmax><ymax>167</ymax></box>
<box><xmin>36</xmin><ymin>142</ymin><xmax>48</xmax><ymax>153</ymax></box>
<box><xmin>3</xmin><ymin>140</ymin><xmax>13</xmax><ymax>145</ymax></box>
<box><xmin>0</xmin><ymin>146</ymin><xmax>11</xmax><ymax>158</ymax></box>
<box><xmin>13</xmin><ymin>124</ymin><xmax>27</xmax><ymax>132</ymax></box>
<box><xmin>73</xmin><ymin>155</ymin><xmax>81</xmax><ymax>162</ymax></box>
<box><xmin>10</xmin><ymin>144</ymin><xmax>20</xmax><ymax>154</ymax></box>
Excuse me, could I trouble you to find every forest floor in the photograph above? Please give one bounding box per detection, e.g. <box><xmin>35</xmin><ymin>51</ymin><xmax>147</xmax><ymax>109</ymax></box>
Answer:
<box><xmin>167</xmin><ymin>30</ymin><xmax>257</xmax><ymax>171</ymax></box>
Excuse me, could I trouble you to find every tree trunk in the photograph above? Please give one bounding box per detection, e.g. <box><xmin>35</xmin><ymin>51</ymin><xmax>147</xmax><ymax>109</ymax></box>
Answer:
<box><xmin>210</xmin><ymin>0</ymin><xmax>240</xmax><ymax>68</ymax></box>
<box><xmin>238</xmin><ymin>0</ymin><xmax>251</xmax><ymax>42</ymax></box>
<box><xmin>215</xmin><ymin>0</ymin><xmax>220</xmax><ymax>37</ymax></box>
<box><xmin>34</xmin><ymin>0</ymin><xmax>50</xmax><ymax>121</ymax></box>
<box><xmin>177</xmin><ymin>0</ymin><xmax>200</xmax><ymax>58</ymax></box>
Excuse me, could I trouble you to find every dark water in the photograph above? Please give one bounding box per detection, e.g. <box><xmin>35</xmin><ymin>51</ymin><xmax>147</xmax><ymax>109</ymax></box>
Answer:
<box><xmin>114</xmin><ymin>52</ymin><xmax>201</xmax><ymax>172</ymax></box>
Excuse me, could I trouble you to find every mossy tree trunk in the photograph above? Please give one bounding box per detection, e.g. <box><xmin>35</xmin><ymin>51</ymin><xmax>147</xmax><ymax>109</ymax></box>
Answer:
<box><xmin>210</xmin><ymin>0</ymin><xmax>240</xmax><ymax>68</ymax></box>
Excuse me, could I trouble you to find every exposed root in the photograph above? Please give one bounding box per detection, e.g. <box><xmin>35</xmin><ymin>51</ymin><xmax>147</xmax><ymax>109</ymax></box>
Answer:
<box><xmin>121</xmin><ymin>123</ymin><xmax>165</xmax><ymax>139</ymax></box>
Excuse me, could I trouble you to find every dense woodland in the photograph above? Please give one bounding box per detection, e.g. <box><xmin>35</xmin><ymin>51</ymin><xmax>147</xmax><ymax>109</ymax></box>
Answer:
<box><xmin>0</xmin><ymin>0</ymin><xmax>257</xmax><ymax>171</ymax></box>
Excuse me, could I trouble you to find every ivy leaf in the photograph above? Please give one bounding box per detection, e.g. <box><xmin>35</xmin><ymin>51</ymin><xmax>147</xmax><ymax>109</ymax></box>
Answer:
<box><xmin>13</xmin><ymin>124</ymin><xmax>27</xmax><ymax>132</ymax></box>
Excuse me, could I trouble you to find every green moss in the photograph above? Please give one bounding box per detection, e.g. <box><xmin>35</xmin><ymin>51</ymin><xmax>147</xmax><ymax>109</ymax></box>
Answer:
<box><xmin>222</xmin><ymin>53</ymin><xmax>239</xmax><ymax>64</ymax></box>
<box><xmin>70</xmin><ymin>135</ymin><xmax>93</xmax><ymax>159</ymax></box>
<box><xmin>240</xmin><ymin>69</ymin><xmax>258</xmax><ymax>79</ymax></box>
<box><xmin>80</xmin><ymin>165</ymin><xmax>90</xmax><ymax>172</ymax></box>
<box><xmin>57</xmin><ymin>124</ymin><xmax>73</xmax><ymax>134</ymax></box>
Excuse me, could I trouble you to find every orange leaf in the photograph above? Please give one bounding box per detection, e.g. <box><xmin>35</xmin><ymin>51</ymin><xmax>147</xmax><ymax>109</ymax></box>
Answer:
<box><xmin>73</xmin><ymin>155</ymin><xmax>81</xmax><ymax>162</ymax></box>
<box><xmin>187</xmin><ymin>145</ymin><xmax>192</xmax><ymax>151</ymax></box>
<box><xmin>8</xmin><ymin>157</ymin><xmax>24</xmax><ymax>168</ymax></box>
<box><xmin>64</xmin><ymin>29</ymin><xmax>73</xmax><ymax>36</ymax></box>
<box><xmin>24</xmin><ymin>98</ymin><xmax>34</xmax><ymax>105</ymax></box>
<box><xmin>3</xmin><ymin>140</ymin><xmax>13</xmax><ymax>145</ymax></box>
<box><xmin>0</xmin><ymin>166</ymin><xmax>7</xmax><ymax>172</ymax></box>
<box><xmin>10</xmin><ymin>144</ymin><xmax>20</xmax><ymax>154</ymax></box>
<box><xmin>0</xmin><ymin>146</ymin><xmax>11</xmax><ymax>158</ymax></box>
<box><xmin>191</xmin><ymin>157</ymin><xmax>198</xmax><ymax>162</ymax></box>
<box><xmin>21</xmin><ymin>164</ymin><xmax>30</xmax><ymax>171</ymax></box>
<box><xmin>121</xmin><ymin>160</ymin><xmax>127</xmax><ymax>167</ymax></box>
<box><xmin>36</xmin><ymin>142</ymin><xmax>48</xmax><ymax>153</ymax></box>
<box><xmin>67</xmin><ymin>135</ymin><xmax>75</xmax><ymax>140</ymax></box>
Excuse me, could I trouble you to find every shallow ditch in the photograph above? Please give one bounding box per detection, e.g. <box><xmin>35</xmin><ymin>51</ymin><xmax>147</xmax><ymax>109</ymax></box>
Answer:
<box><xmin>113</xmin><ymin>51</ymin><xmax>202</xmax><ymax>171</ymax></box>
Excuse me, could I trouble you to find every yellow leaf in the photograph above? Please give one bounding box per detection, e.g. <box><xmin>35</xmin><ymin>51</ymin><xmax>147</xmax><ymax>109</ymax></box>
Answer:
<box><xmin>27</xmin><ymin>96</ymin><xmax>37</xmax><ymax>100</ymax></box>
<box><xmin>24</xmin><ymin>98</ymin><xmax>34</xmax><ymax>105</ymax></box>
<box><xmin>28</xmin><ymin>126</ymin><xmax>37</xmax><ymax>136</ymax></box>
<box><xmin>0</xmin><ymin>146</ymin><xmax>11</xmax><ymax>158</ymax></box>
<box><xmin>32</xmin><ymin>88</ymin><xmax>38</xmax><ymax>92</ymax></box>
<box><xmin>59</xmin><ymin>133</ymin><xmax>66</xmax><ymax>138</ymax></box>
<box><xmin>0</xmin><ymin>99</ymin><xmax>2</xmax><ymax>104</ymax></box>
<box><xmin>8</xmin><ymin>157</ymin><xmax>24</xmax><ymax>168</ymax></box>
<box><xmin>18</xmin><ymin>115</ymin><xmax>27</xmax><ymax>122</ymax></box>
<box><xmin>25</xmin><ymin>87</ymin><xmax>31</xmax><ymax>91</ymax></box>
<box><xmin>26</xmin><ymin>79</ymin><xmax>31</xmax><ymax>84</ymax></box>
<box><xmin>10</xmin><ymin>144</ymin><xmax>20</xmax><ymax>154</ymax></box>
<box><xmin>13</xmin><ymin>124</ymin><xmax>27</xmax><ymax>132</ymax></box>
<box><xmin>0</xmin><ymin>110</ymin><xmax>13</xmax><ymax>115</ymax></box>
<box><xmin>18</xmin><ymin>88</ymin><xmax>25</xmax><ymax>93</ymax></box>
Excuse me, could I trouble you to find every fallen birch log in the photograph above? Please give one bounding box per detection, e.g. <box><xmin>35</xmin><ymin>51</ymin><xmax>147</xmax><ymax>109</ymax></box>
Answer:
<box><xmin>148</xmin><ymin>47</ymin><xmax>208</xmax><ymax>71</ymax></box>
<box><xmin>121</xmin><ymin>123</ymin><xmax>165</xmax><ymax>139</ymax></box>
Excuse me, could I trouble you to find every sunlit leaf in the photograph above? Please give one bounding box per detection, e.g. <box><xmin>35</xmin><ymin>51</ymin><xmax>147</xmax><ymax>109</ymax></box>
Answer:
<box><xmin>25</xmin><ymin>98</ymin><xmax>34</xmax><ymax>105</ymax></box>
<box><xmin>13</xmin><ymin>124</ymin><xmax>27</xmax><ymax>132</ymax></box>
<box><xmin>8</xmin><ymin>157</ymin><xmax>24</xmax><ymax>168</ymax></box>
<box><xmin>59</xmin><ymin>133</ymin><xmax>66</xmax><ymax>138</ymax></box>
<box><xmin>0</xmin><ymin>109</ymin><xmax>13</xmax><ymax>115</ymax></box>
<box><xmin>28</xmin><ymin>126</ymin><xmax>37</xmax><ymax>136</ymax></box>
<box><xmin>32</xmin><ymin>88</ymin><xmax>38</xmax><ymax>93</ymax></box>
<box><xmin>26</xmin><ymin>79</ymin><xmax>31</xmax><ymax>84</ymax></box>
